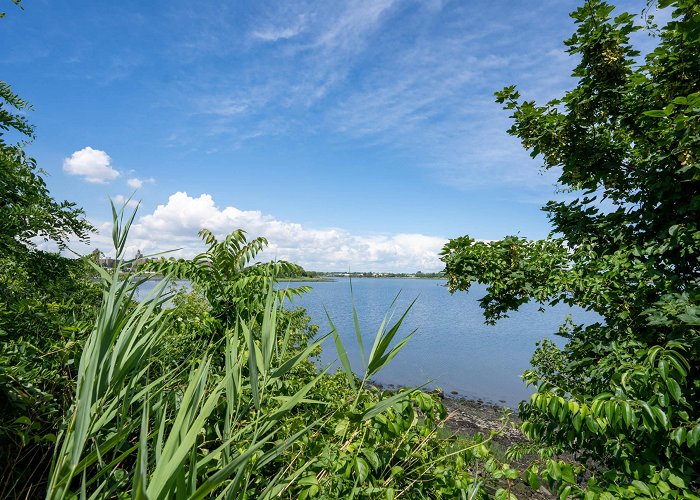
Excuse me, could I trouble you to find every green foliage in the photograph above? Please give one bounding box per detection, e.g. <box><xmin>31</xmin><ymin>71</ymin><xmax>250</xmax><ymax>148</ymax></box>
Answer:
<box><xmin>0</xmin><ymin>31</ymin><xmax>99</xmax><ymax>495</ymax></box>
<box><xmin>442</xmin><ymin>0</ymin><xmax>699</xmax><ymax>496</ymax></box>
<box><xmin>44</xmin><ymin>205</ymin><xmax>512</xmax><ymax>499</ymax></box>
<box><xmin>143</xmin><ymin>228</ymin><xmax>309</xmax><ymax>327</ymax></box>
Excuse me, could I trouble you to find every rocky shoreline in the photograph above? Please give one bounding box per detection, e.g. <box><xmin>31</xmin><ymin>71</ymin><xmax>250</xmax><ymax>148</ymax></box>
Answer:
<box><xmin>377</xmin><ymin>382</ymin><xmax>527</xmax><ymax>445</ymax></box>
<box><xmin>440</xmin><ymin>396</ymin><xmax>525</xmax><ymax>445</ymax></box>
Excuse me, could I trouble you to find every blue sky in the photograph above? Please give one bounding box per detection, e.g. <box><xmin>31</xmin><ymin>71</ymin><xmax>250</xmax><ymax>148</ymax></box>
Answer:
<box><xmin>2</xmin><ymin>0</ymin><xmax>660</xmax><ymax>271</ymax></box>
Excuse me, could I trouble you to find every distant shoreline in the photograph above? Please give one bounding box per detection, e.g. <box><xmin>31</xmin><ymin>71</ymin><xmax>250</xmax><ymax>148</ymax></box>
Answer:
<box><xmin>273</xmin><ymin>275</ymin><xmax>446</xmax><ymax>282</ymax></box>
<box><xmin>295</xmin><ymin>275</ymin><xmax>446</xmax><ymax>280</ymax></box>
<box><xmin>276</xmin><ymin>277</ymin><xmax>336</xmax><ymax>282</ymax></box>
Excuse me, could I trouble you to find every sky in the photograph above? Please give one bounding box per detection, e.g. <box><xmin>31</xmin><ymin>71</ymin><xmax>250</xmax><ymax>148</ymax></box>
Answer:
<box><xmin>1</xmin><ymin>0</ymin><xmax>663</xmax><ymax>271</ymax></box>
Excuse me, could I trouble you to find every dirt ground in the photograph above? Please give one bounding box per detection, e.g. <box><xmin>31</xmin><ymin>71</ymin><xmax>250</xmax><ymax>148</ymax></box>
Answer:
<box><xmin>441</xmin><ymin>397</ymin><xmax>524</xmax><ymax>445</ymax></box>
<box><xmin>440</xmin><ymin>396</ymin><xmax>557</xmax><ymax>499</ymax></box>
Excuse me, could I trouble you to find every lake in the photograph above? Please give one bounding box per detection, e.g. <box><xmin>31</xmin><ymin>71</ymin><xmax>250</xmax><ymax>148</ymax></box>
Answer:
<box><xmin>286</xmin><ymin>278</ymin><xmax>598</xmax><ymax>408</ymax></box>
<box><xmin>138</xmin><ymin>277</ymin><xmax>599</xmax><ymax>408</ymax></box>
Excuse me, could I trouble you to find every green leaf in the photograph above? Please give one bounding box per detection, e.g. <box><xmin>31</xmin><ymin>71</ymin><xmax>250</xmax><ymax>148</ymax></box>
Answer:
<box><xmin>349</xmin><ymin>279</ymin><xmax>366</xmax><ymax>368</ymax></box>
<box><xmin>651</xmin><ymin>407</ymin><xmax>669</xmax><ymax>430</ymax></box>
<box><xmin>667</xmin><ymin>473</ymin><xmax>685</xmax><ymax>489</ymax></box>
<box><xmin>325</xmin><ymin>306</ymin><xmax>356</xmax><ymax>389</ymax></box>
<box><xmin>640</xmin><ymin>401</ymin><xmax>656</xmax><ymax>429</ymax></box>
<box><xmin>621</xmin><ymin>402</ymin><xmax>635</xmax><ymax>428</ymax></box>
<box><xmin>526</xmin><ymin>467</ymin><xmax>540</xmax><ymax>491</ymax></box>
<box><xmin>585</xmin><ymin>416</ymin><xmax>598</xmax><ymax>433</ymax></box>
<box><xmin>354</xmin><ymin>456</ymin><xmax>369</xmax><ymax>483</ymax></box>
<box><xmin>671</xmin><ymin>427</ymin><xmax>686</xmax><ymax>446</ymax></box>
<box><xmin>665</xmin><ymin>378</ymin><xmax>682</xmax><ymax>402</ymax></box>
<box><xmin>687</xmin><ymin>424</ymin><xmax>700</xmax><ymax>448</ymax></box>
<box><xmin>560</xmin><ymin>463</ymin><xmax>575</xmax><ymax>484</ymax></box>
<box><xmin>362</xmin><ymin>448</ymin><xmax>380</xmax><ymax>470</ymax></box>
<box><xmin>362</xmin><ymin>385</ymin><xmax>425</xmax><ymax>421</ymax></box>
<box><xmin>297</xmin><ymin>475</ymin><xmax>318</xmax><ymax>486</ymax></box>
<box><xmin>632</xmin><ymin>480</ymin><xmax>652</xmax><ymax>496</ymax></box>
<box><xmin>572</xmin><ymin>413</ymin><xmax>583</xmax><ymax>432</ymax></box>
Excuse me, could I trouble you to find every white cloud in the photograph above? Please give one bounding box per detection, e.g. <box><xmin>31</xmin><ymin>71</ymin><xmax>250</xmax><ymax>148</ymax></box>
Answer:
<box><xmin>88</xmin><ymin>192</ymin><xmax>447</xmax><ymax>271</ymax></box>
<box><xmin>63</xmin><ymin>147</ymin><xmax>120</xmax><ymax>183</ymax></box>
<box><xmin>127</xmin><ymin>177</ymin><xmax>155</xmax><ymax>189</ymax></box>
<box><xmin>253</xmin><ymin>15</ymin><xmax>306</xmax><ymax>42</ymax></box>
<box><xmin>174</xmin><ymin>1</ymin><xmax>568</xmax><ymax>193</ymax></box>
<box><xmin>113</xmin><ymin>194</ymin><xmax>140</xmax><ymax>208</ymax></box>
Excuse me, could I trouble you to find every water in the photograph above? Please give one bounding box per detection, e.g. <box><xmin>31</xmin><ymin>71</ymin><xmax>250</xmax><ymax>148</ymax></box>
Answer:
<box><xmin>286</xmin><ymin>278</ymin><xmax>599</xmax><ymax>408</ymax></box>
<box><xmin>135</xmin><ymin>278</ymin><xmax>191</xmax><ymax>304</ymax></box>
<box><xmin>136</xmin><ymin>277</ymin><xmax>599</xmax><ymax>408</ymax></box>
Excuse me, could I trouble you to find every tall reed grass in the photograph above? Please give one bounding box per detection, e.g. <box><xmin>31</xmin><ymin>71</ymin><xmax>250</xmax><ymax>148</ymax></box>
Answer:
<box><xmin>46</xmin><ymin>202</ymin><xmax>430</xmax><ymax>499</ymax></box>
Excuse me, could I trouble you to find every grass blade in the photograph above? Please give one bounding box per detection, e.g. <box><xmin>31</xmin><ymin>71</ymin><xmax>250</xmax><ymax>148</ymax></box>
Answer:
<box><xmin>324</xmin><ymin>305</ymin><xmax>356</xmax><ymax>389</ymax></box>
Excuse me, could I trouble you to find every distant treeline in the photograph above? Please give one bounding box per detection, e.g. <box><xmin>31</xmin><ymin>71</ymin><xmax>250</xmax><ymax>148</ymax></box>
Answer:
<box><xmin>316</xmin><ymin>270</ymin><xmax>445</xmax><ymax>279</ymax></box>
<box><xmin>278</xmin><ymin>268</ymin><xmax>445</xmax><ymax>279</ymax></box>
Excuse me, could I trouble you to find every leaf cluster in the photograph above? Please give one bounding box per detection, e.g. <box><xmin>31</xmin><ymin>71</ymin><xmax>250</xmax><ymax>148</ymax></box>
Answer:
<box><xmin>43</xmin><ymin>206</ymin><xmax>517</xmax><ymax>499</ymax></box>
<box><xmin>442</xmin><ymin>0</ymin><xmax>699</xmax><ymax>496</ymax></box>
<box><xmin>141</xmin><ymin>229</ymin><xmax>308</xmax><ymax>328</ymax></box>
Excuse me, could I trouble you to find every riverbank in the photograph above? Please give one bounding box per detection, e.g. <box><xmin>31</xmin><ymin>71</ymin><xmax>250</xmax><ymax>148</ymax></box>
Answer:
<box><xmin>440</xmin><ymin>396</ymin><xmax>558</xmax><ymax>499</ymax></box>
<box><xmin>441</xmin><ymin>396</ymin><xmax>523</xmax><ymax>445</ymax></box>
<box><xmin>375</xmin><ymin>382</ymin><xmax>524</xmax><ymax>444</ymax></box>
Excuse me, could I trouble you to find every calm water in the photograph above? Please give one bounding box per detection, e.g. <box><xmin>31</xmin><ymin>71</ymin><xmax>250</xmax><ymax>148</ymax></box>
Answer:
<box><xmin>286</xmin><ymin>278</ymin><xmax>599</xmax><ymax>408</ymax></box>
<box><xmin>137</xmin><ymin>277</ymin><xmax>599</xmax><ymax>408</ymax></box>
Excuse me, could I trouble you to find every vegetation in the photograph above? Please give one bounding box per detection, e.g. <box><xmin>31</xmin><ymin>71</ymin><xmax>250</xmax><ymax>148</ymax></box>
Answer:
<box><xmin>1</xmin><ymin>19</ymin><xmax>101</xmax><ymax>496</ymax></box>
<box><xmin>442</xmin><ymin>0</ymin><xmax>699</xmax><ymax>497</ymax></box>
<box><xmin>40</xmin><ymin>205</ymin><xmax>519</xmax><ymax>499</ymax></box>
<box><xmin>2</xmin><ymin>16</ymin><xmax>517</xmax><ymax>492</ymax></box>
<box><xmin>141</xmin><ymin>229</ymin><xmax>310</xmax><ymax>327</ymax></box>
<box><xmin>4</xmin><ymin>0</ymin><xmax>698</xmax><ymax>498</ymax></box>
<box><xmin>0</xmin><ymin>19</ymin><xmax>512</xmax><ymax>494</ymax></box>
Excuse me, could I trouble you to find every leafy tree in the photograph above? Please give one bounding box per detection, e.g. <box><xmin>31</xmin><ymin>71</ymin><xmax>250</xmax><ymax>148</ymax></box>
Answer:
<box><xmin>1</xmin><ymin>81</ymin><xmax>93</xmax><ymax>254</ymax></box>
<box><xmin>0</xmin><ymin>6</ymin><xmax>99</xmax><ymax>494</ymax></box>
<box><xmin>441</xmin><ymin>0</ymin><xmax>699</xmax><ymax>496</ymax></box>
<box><xmin>143</xmin><ymin>229</ymin><xmax>309</xmax><ymax>327</ymax></box>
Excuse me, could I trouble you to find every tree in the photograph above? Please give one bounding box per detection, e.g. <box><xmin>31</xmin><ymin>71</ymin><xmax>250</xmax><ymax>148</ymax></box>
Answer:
<box><xmin>1</xmin><ymin>6</ymin><xmax>99</xmax><ymax>494</ymax></box>
<box><xmin>1</xmin><ymin>81</ymin><xmax>93</xmax><ymax>254</ymax></box>
<box><xmin>143</xmin><ymin>229</ymin><xmax>309</xmax><ymax>327</ymax></box>
<box><xmin>441</xmin><ymin>0</ymin><xmax>699</xmax><ymax>496</ymax></box>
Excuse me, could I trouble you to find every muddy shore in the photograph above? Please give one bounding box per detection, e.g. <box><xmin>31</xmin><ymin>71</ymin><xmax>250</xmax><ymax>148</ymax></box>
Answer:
<box><xmin>441</xmin><ymin>396</ymin><xmax>524</xmax><ymax>445</ymax></box>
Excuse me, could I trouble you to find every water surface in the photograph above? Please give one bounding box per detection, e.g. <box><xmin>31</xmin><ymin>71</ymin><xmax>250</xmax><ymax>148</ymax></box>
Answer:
<box><xmin>137</xmin><ymin>276</ymin><xmax>598</xmax><ymax>407</ymax></box>
<box><xmin>287</xmin><ymin>278</ymin><xmax>598</xmax><ymax>408</ymax></box>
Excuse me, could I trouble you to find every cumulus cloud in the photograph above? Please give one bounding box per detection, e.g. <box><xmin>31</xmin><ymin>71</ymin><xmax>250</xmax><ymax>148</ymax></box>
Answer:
<box><xmin>63</xmin><ymin>147</ymin><xmax>120</xmax><ymax>183</ymax></box>
<box><xmin>127</xmin><ymin>177</ymin><xmax>155</xmax><ymax>189</ymax></box>
<box><xmin>97</xmin><ymin>192</ymin><xmax>447</xmax><ymax>271</ymax></box>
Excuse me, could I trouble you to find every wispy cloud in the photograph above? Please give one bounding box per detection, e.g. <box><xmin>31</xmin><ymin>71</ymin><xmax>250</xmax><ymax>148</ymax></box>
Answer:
<box><xmin>252</xmin><ymin>15</ymin><xmax>306</xmax><ymax>42</ymax></box>
<box><xmin>162</xmin><ymin>0</ymin><xmax>579</xmax><ymax>195</ymax></box>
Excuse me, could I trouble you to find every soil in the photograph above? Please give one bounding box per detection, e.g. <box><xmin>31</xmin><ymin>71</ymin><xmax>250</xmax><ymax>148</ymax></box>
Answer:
<box><xmin>441</xmin><ymin>396</ymin><xmax>524</xmax><ymax>446</ymax></box>
<box><xmin>440</xmin><ymin>395</ymin><xmax>557</xmax><ymax>499</ymax></box>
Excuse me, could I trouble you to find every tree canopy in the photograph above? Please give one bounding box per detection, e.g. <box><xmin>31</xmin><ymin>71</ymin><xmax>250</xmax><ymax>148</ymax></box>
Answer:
<box><xmin>0</xmin><ymin>81</ymin><xmax>92</xmax><ymax>253</ymax></box>
<box><xmin>441</xmin><ymin>0</ymin><xmax>699</xmax><ymax>496</ymax></box>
